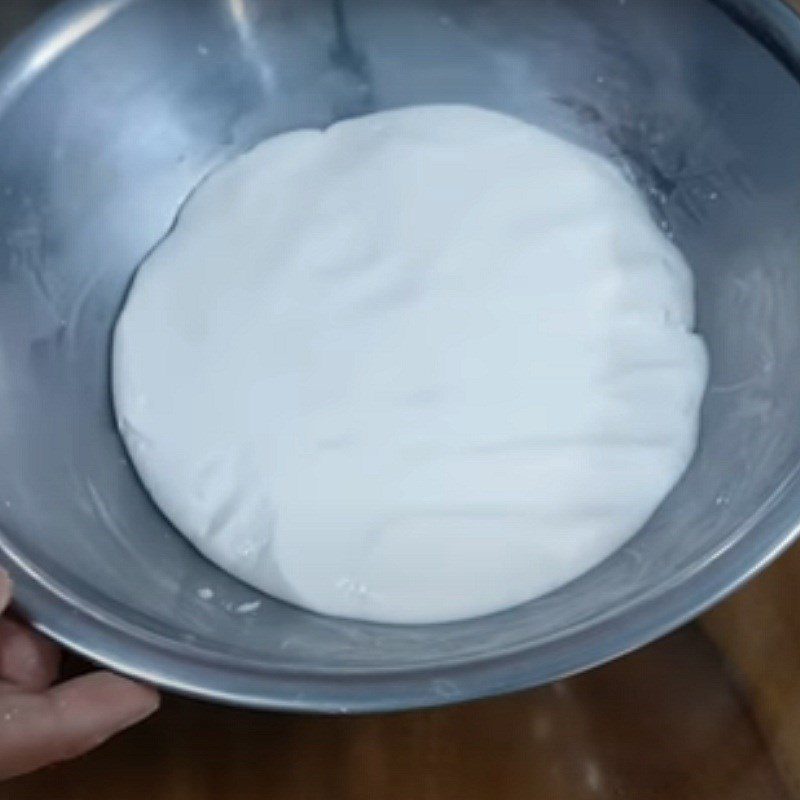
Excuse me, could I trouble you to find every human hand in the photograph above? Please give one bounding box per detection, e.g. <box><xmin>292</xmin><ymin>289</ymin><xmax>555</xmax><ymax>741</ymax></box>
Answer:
<box><xmin>0</xmin><ymin>568</ymin><xmax>159</xmax><ymax>780</ymax></box>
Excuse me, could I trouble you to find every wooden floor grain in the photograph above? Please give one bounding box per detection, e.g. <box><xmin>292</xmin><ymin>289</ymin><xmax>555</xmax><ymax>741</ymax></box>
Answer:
<box><xmin>3</xmin><ymin>624</ymin><xmax>792</xmax><ymax>800</ymax></box>
<box><xmin>703</xmin><ymin>544</ymin><xmax>800</xmax><ymax>797</ymax></box>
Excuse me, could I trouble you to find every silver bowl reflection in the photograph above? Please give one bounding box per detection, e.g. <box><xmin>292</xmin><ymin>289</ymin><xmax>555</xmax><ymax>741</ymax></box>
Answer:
<box><xmin>1</xmin><ymin>0</ymin><xmax>800</xmax><ymax>712</ymax></box>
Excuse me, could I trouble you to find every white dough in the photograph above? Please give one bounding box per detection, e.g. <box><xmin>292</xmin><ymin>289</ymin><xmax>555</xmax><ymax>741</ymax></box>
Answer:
<box><xmin>113</xmin><ymin>105</ymin><xmax>708</xmax><ymax>624</ymax></box>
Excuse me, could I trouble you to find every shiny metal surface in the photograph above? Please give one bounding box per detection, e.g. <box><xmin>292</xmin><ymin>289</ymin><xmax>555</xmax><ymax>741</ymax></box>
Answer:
<box><xmin>1</xmin><ymin>0</ymin><xmax>800</xmax><ymax>712</ymax></box>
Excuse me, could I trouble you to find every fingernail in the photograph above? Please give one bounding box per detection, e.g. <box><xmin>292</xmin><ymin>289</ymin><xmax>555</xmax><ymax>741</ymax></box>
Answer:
<box><xmin>123</xmin><ymin>691</ymin><xmax>161</xmax><ymax>727</ymax></box>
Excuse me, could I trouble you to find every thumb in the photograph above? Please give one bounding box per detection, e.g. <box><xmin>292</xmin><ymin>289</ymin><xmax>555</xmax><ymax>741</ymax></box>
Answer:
<box><xmin>0</xmin><ymin>671</ymin><xmax>160</xmax><ymax>780</ymax></box>
<box><xmin>0</xmin><ymin>569</ymin><xmax>12</xmax><ymax>614</ymax></box>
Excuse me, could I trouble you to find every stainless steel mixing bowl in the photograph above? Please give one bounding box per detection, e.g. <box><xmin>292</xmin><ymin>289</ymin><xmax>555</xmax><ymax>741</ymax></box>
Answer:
<box><xmin>1</xmin><ymin>0</ymin><xmax>800</xmax><ymax>712</ymax></box>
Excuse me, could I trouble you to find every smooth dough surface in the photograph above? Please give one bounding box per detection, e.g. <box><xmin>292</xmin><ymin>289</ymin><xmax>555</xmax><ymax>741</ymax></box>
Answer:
<box><xmin>113</xmin><ymin>105</ymin><xmax>708</xmax><ymax>624</ymax></box>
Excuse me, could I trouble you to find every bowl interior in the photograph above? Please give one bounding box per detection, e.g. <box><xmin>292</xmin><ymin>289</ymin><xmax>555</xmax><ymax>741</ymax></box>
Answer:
<box><xmin>1</xmin><ymin>0</ymin><xmax>800</xmax><ymax>708</ymax></box>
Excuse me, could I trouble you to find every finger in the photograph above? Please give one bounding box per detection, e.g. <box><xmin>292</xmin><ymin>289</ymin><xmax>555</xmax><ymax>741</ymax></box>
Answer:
<box><xmin>0</xmin><ymin>570</ymin><xmax>11</xmax><ymax>613</ymax></box>
<box><xmin>0</xmin><ymin>671</ymin><xmax>160</xmax><ymax>780</ymax></box>
<box><xmin>0</xmin><ymin>617</ymin><xmax>61</xmax><ymax>691</ymax></box>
